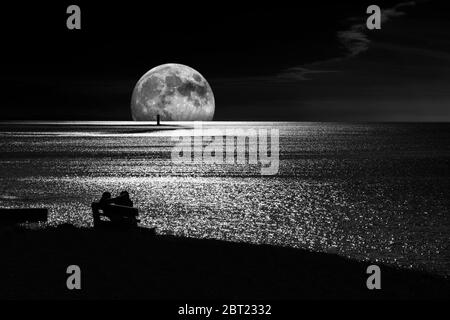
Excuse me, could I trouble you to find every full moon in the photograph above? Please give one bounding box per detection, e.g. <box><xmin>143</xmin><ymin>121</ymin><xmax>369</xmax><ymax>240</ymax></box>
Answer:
<box><xmin>131</xmin><ymin>63</ymin><xmax>215</xmax><ymax>121</ymax></box>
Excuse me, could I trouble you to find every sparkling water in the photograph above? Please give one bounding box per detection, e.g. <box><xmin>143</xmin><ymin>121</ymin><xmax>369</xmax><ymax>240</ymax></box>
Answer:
<box><xmin>1</xmin><ymin>122</ymin><xmax>449</xmax><ymax>276</ymax></box>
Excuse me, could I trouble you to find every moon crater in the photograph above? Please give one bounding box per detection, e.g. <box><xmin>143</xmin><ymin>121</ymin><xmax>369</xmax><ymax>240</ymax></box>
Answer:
<box><xmin>131</xmin><ymin>63</ymin><xmax>215</xmax><ymax>121</ymax></box>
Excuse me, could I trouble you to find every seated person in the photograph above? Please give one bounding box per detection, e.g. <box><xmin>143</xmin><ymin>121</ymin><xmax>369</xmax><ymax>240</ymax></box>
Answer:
<box><xmin>91</xmin><ymin>191</ymin><xmax>112</xmax><ymax>224</ymax></box>
<box><xmin>111</xmin><ymin>191</ymin><xmax>133</xmax><ymax>207</ymax></box>
<box><xmin>91</xmin><ymin>191</ymin><xmax>136</xmax><ymax>226</ymax></box>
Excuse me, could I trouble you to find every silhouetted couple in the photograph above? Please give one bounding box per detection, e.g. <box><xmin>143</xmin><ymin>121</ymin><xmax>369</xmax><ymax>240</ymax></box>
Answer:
<box><xmin>92</xmin><ymin>191</ymin><xmax>133</xmax><ymax>225</ymax></box>
<box><xmin>99</xmin><ymin>191</ymin><xmax>132</xmax><ymax>207</ymax></box>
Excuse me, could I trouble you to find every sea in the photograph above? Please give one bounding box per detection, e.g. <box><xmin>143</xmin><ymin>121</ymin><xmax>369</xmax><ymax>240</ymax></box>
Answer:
<box><xmin>0</xmin><ymin>121</ymin><xmax>449</xmax><ymax>277</ymax></box>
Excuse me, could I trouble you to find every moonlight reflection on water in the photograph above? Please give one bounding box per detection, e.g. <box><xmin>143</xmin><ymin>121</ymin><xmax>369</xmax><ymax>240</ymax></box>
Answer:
<box><xmin>0</xmin><ymin>122</ymin><xmax>449</xmax><ymax>277</ymax></box>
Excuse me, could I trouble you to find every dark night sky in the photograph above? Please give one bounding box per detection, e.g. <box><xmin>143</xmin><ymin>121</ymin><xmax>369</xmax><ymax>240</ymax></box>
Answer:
<box><xmin>0</xmin><ymin>0</ymin><xmax>449</xmax><ymax>121</ymax></box>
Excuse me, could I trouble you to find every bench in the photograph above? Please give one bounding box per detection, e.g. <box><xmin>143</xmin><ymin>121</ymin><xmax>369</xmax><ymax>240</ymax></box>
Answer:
<box><xmin>92</xmin><ymin>203</ymin><xmax>140</xmax><ymax>228</ymax></box>
<box><xmin>0</xmin><ymin>208</ymin><xmax>48</xmax><ymax>225</ymax></box>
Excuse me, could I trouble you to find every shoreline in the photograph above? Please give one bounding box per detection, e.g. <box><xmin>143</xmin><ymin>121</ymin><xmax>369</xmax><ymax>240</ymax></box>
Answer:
<box><xmin>1</xmin><ymin>224</ymin><xmax>449</xmax><ymax>300</ymax></box>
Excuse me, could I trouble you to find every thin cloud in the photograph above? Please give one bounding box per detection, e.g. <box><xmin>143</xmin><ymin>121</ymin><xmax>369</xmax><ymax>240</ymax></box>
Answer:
<box><xmin>338</xmin><ymin>1</ymin><xmax>416</xmax><ymax>57</ymax></box>
<box><xmin>276</xmin><ymin>67</ymin><xmax>338</xmax><ymax>81</ymax></box>
<box><xmin>278</xmin><ymin>2</ymin><xmax>417</xmax><ymax>81</ymax></box>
